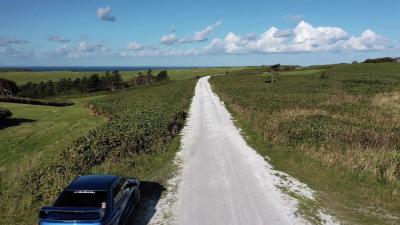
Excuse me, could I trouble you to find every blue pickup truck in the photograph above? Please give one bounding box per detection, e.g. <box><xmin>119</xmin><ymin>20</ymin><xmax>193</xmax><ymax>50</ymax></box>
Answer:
<box><xmin>38</xmin><ymin>175</ymin><xmax>140</xmax><ymax>225</ymax></box>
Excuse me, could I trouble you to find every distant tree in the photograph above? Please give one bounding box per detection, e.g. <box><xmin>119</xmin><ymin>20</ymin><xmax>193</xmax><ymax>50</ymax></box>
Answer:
<box><xmin>352</xmin><ymin>60</ymin><xmax>358</xmax><ymax>64</ymax></box>
<box><xmin>44</xmin><ymin>80</ymin><xmax>55</xmax><ymax>96</ymax></box>
<box><xmin>56</xmin><ymin>78</ymin><xmax>71</xmax><ymax>94</ymax></box>
<box><xmin>364</xmin><ymin>57</ymin><xmax>395</xmax><ymax>63</ymax></box>
<box><xmin>109</xmin><ymin>70</ymin><xmax>124</xmax><ymax>91</ymax></box>
<box><xmin>270</xmin><ymin>64</ymin><xmax>281</xmax><ymax>71</ymax></box>
<box><xmin>0</xmin><ymin>78</ymin><xmax>19</xmax><ymax>96</ymax></box>
<box><xmin>87</xmin><ymin>73</ymin><xmax>102</xmax><ymax>92</ymax></box>
<box><xmin>156</xmin><ymin>70</ymin><xmax>169</xmax><ymax>82</ymax></box>
<box><xmin>144</xmin><ymin>69</ymin><xmax>152</xmax><ymax>84</ymax></box>
<box><xmin>73</xmin><ymin>78</ymin><xmax>81</xmax><ymax>92</ymax></box>
<box><xmin>137</xmin><ymin>75</ymin><xmax>147</xmax><ymax>86</ymax></box>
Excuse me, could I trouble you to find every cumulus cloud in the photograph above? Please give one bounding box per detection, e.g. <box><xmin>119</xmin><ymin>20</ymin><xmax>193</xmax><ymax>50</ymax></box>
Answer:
<box><xmin>97</xmin><ymin>6</ymin><xmax>116</xmax><ymax>22</ymax></box>
<box><xmin>204</xmin><ymin>21</ymin><xmax>393</xmax><ymax>55</ymax></box>
<box><xmin>122</xmin><ymin>21</ymin><xmax>394</xmax><ymax>58</ymax></box>
<box><xmin>344</xmin><ymin>29</ymin><xmax>391</xmax><ymax>51</ymax></box>
<box><xmin>160</xmin><ymin>34</ymin><xmax>178</xmax><ymax>45</ymax></box>
<box><xmin>0</xmin><ymin>36</ymin><xmax>29</xmax><ymax>46</ymax></box>
<box><xmin>48</xmin><ymin>35</ymin><xmax>70</xmax><ymax>43</ymax></box>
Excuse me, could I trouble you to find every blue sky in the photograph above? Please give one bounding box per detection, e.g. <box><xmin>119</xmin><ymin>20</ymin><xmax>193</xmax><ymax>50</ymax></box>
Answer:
<box><xmin>0</xmin><ymin>0</ymin><xmax>399</xmax><ymax>66</ymax></box>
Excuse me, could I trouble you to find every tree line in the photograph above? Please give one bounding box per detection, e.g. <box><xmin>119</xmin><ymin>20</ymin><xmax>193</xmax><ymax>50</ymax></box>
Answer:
<box><xmin>0</xmin><ymin>70</ymin><xmax>170</xmax><ymax>99</ymax></box>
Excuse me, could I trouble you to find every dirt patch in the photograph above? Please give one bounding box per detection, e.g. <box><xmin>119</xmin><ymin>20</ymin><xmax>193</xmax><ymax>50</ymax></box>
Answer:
<box><xmin>278</xmin><ymin>108</ymin><xmax>327</xmax><ymax>119</ymax></box>
<box><xmin>326</xmin><ymin>94</ymin><xmax>362</xmax><ymax>105</ymax></box>
<box><xmin>372</xmin><ymin>91</ymin><xmax>400</xmax><ymax>110</ymax></box>
<box><xmin>82</xmin><ymin>103</ymin><xmax>110</xmax><ymax>119</ymax></box>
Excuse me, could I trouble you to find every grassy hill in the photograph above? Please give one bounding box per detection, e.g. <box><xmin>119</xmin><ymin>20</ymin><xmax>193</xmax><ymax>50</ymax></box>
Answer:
<box><xmin>210</xmin><ymin>62</ymin><xmax>400</xmax><ymax>224</ymax></box>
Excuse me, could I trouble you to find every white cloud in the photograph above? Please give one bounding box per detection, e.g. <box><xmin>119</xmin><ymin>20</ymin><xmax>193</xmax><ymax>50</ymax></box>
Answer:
<box><xmin>181</xmin><ymin>21</ymin><xmax>222</xmax><ymax>43</ymax></box>
<box><xmin>120</xmin><ymin>47</ymin><xmax>199</xmax><ymax>57</ymax></box>
<box><xmin>159</xmin><ymin>21</ymin><xmax>222</xmax><ymax>46</ymax></box>
<box><xmin>97</xmin><ymin>6</ymin><xmax>116</xmax><ymax>22</ymax></box>
<box><xmin>46</xmin><ymin>21</ymin><xmax>394</xmax><ymax>60</ymax></box>
<box><xmin>0</xmin><ymin>46</ymin><xmax>34</xmax><ymax>58</ymax></box>
<box><xmin>56</xmin><ymin>45</ymin><xmax>69</xmax><ymax>55</ymax></box>
<box><xmin>344</xmin><ymin>29</ymin><xmax>392</xmax><ymax>51</ymax></box>
<box><xmin>204</xmin><ymin>21</ymin><xmax>393</xmax><ymax>55</ymax></box>
<box><xmin>48</xmin><ymin>35</ymin><xmax>70</xmax><ymax>43</ymax></box>
<box><xmin>77</xmin><ymin>41</ymin><xmax>107</xmax><ymax>52</ymax></box>
<box><xmin>0</xmin><ymin>36</ymin><xmax>29</xmax><ymax>46</ymax></box>
<box><xmin>274</xmin><ymin>29</ymin><xmax>294</xmax><ymax>38</ymax></box>
<box><xmin>127</xmin><ymin>42</ymin><xmax>143</xmax><ymax>51</ymax></box>
<box><xmin>291</xmin><ymin>21</ymin><xmax>349</xmax><ymax>51</ymax></box>
<box><xmin>49</xmin><ymin>40</ymin><xmax>109</xmax><ymax>59</ymax></box>
<box><xmin>160</xmin><ymin>34</ymin><xmax>178</xmax><ymax>45</ymax></box>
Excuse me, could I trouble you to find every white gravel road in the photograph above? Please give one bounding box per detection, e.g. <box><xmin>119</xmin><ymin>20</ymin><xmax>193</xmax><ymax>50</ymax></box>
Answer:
<box><xmin>148</xmin><ymin>76</ymin><xmax>338</xmax><ymax>225</ymax></box>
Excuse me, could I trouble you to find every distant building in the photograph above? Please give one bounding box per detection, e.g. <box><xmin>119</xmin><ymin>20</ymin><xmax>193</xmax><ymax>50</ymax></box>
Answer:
<box><xmin>396</xmin><ymin>57</ymin><xmax>400</xmax><ymax>63</ymax></box>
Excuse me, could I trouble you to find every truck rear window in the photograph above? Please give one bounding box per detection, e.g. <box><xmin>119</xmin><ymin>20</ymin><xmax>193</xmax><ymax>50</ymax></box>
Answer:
<box><xmin>54</xmin><ymin>190</ymin><xmax>108</xmax><ymax>208</ymax></box>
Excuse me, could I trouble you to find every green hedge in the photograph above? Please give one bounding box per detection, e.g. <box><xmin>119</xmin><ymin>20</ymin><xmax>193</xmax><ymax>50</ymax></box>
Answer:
<box><xmin>0</xmin><ymin>96</ymin><xmax>73</xmax><ymax>107</ymax></box>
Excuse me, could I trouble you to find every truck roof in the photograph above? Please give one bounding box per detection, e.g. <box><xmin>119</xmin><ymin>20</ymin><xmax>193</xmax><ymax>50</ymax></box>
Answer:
<box><xmin>65</xmin><ymin>175</ymin><xmax>119</xmax><ymax>191</ymax></box>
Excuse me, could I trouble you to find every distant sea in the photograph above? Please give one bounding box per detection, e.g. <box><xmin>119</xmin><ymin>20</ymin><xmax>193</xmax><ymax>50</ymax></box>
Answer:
<box><xmin>5</xmin><ymin>66</ymin><xmax>200</xmax><ymax>72</ymax></box>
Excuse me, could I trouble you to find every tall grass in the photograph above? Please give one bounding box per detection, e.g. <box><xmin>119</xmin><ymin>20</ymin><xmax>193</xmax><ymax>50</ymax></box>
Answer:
<box><xmin>210</xmin><ymin>63</ymin><xmax>400</xmax><ymax>183</ymax></box>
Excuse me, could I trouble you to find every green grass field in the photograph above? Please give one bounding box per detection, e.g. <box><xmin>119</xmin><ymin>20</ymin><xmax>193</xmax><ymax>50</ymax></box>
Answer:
<box><xmin>0</xmin><ymin>67</ymin><xmax>243</xmax><ymax>85</ymax></box>
<box><xmin>0</xmin><ymin>97</ymin><xmax>105</xmax><ymax>166</ymax></box>
<box><xmin>210</xmin><ymin>63</ymin><xmax>400</xmax><ymax>224</ymax></box>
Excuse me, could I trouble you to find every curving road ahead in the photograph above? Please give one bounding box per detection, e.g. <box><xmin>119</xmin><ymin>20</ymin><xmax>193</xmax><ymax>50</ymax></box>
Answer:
<box><xmin>172</xmin><ymin>76</ymin><xmax>307</xmax><ymax>225</ymax></box>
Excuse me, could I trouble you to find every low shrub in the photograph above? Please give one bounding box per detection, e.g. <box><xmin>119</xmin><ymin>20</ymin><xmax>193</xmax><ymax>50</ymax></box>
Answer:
<box><xmin>319</xmin><ymin>71</ymin><xmax>330</xmax><ymax>79</ymax></box>
<box><xmin>0</xmin><ymin>107</ymin><xmax>11</xmax><ymax>120</ymax></box>
<box><xmin>364</xmin><ymin>57</ymin><xmax>396</xmax><ymax>63</ymax></box>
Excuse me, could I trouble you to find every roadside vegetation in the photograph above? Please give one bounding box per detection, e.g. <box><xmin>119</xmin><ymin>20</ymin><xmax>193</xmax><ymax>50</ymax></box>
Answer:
<box><xmin>210</xmin><ymin>62</ymin><xmax>400</xmax><ymax>224</ymax></box>
<box><xmin>0</xmin><ymin>78</ymin><xmax>195</xmax><ymax>224</ymax></box>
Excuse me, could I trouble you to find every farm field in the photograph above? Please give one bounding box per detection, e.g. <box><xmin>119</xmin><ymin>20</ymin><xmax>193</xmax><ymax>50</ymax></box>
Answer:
<box><xmin>0</xmin><ymin>67</ymin><xmax>244</xmax><ymax>85</ymax></box>
<box><xmin>0</xmin><ymin>79</ymin><xmax>196</xmax><ymax>224</ymax></box>
<box><xmin>0</xmin><ymin>97</ymin><xmax>105</xmax><ymax>166</ymax></box>
<box><xmin>210</xmin><ymin>63</ymin><xmax>400</xmax><ymax>224</ymax></box>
